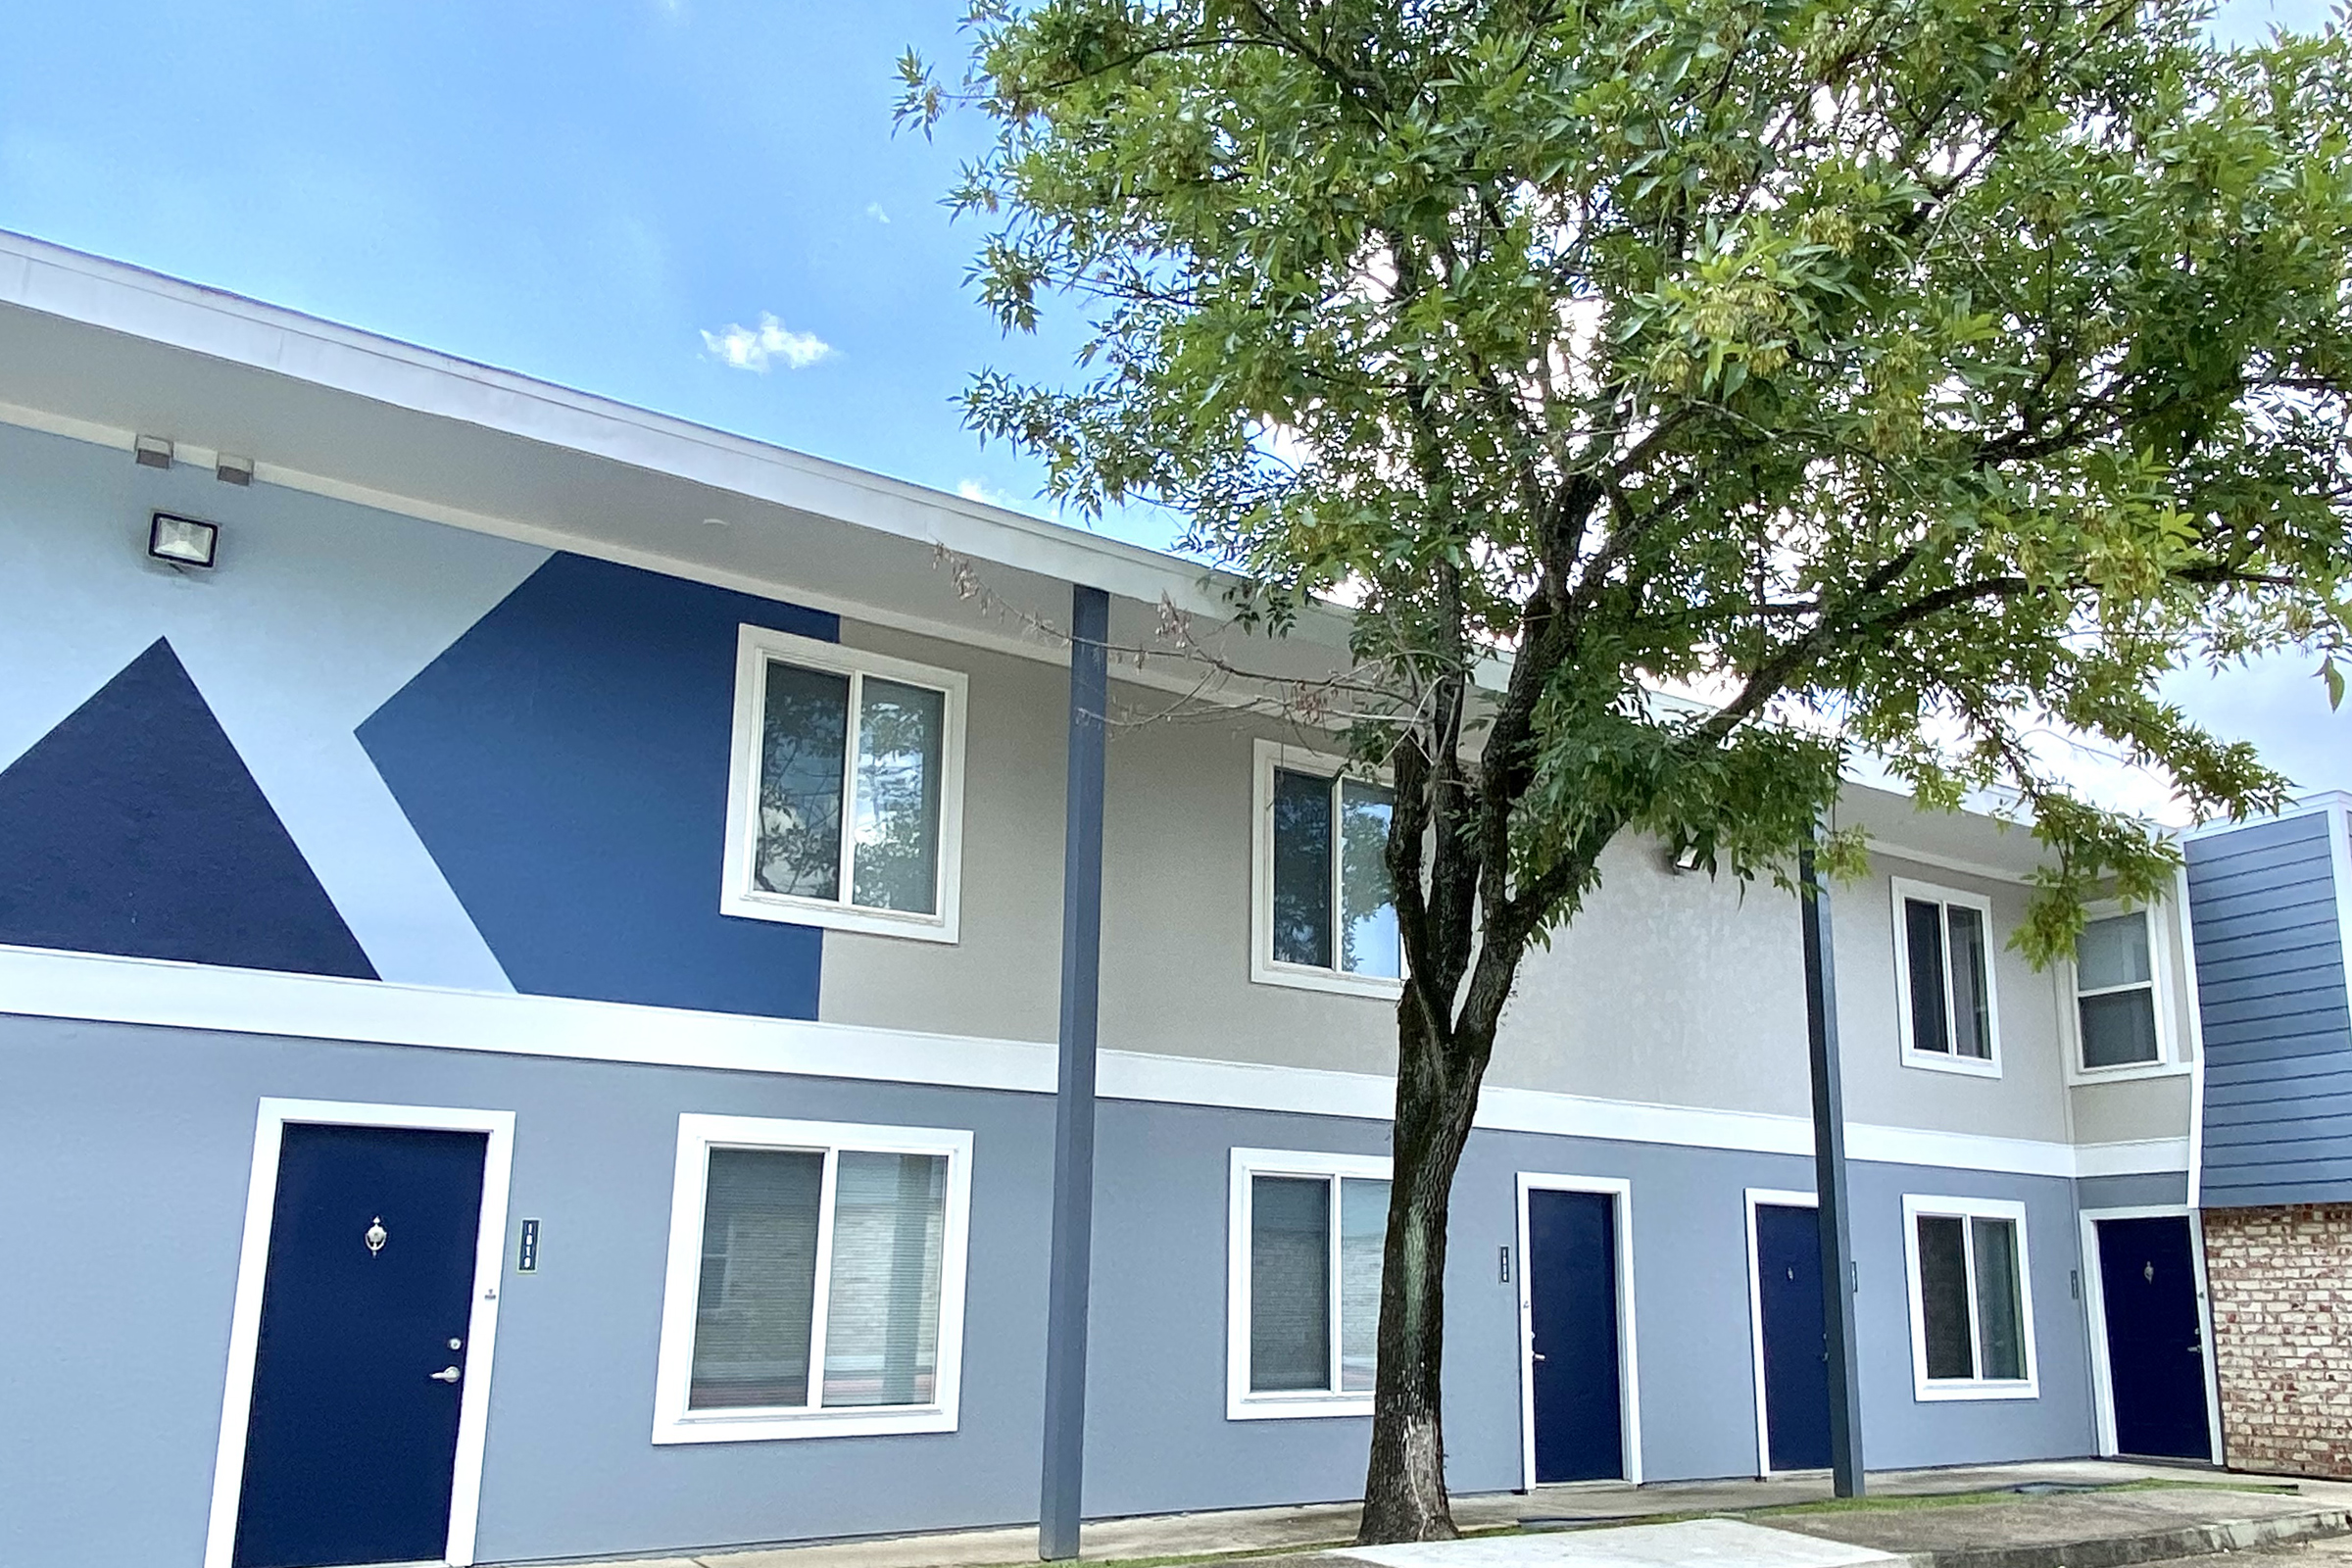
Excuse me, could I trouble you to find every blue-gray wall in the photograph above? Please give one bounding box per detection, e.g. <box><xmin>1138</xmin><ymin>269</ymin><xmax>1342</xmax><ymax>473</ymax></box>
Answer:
<box><xmin>2185</xmin><ymin>811</ymin><xmax>2352</xmax><ymax>1206</ymax></box>
<box><xmin>0</xmin><ymin>1014</ymin><xmax>2100</xmax><ymax>1565</ymax></box>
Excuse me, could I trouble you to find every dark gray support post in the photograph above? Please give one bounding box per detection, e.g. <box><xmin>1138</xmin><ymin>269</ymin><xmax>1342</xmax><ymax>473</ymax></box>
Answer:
<box><xmin>1799</xmin><ymin>832</ymin><xmax>1867</xmax><ymax>1497</ymax></box>
<box><xmin>1040</xmin><ymin>583</ymin><xmax>1109</xmax><ymax>1561</ymax></box>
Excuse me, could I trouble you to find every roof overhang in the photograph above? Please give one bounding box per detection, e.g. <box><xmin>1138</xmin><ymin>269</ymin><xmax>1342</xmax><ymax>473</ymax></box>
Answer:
<box><xmin>0</xmin><ymin>228</ymin><xmax>1357</xmax><ymax>687</ymax></box>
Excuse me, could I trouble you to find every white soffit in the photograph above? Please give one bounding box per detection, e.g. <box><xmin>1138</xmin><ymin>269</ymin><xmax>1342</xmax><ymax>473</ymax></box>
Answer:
<box><xmin>0</xmin><ymin>229</ymin><xmax>1356</xmax><ymax>685</ymax></box>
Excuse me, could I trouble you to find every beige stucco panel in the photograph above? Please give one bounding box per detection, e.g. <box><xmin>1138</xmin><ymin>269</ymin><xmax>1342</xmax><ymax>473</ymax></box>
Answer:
<box><xmin>2069</xmin><ymin>1071</ymin><xmax>2194</xmax><ymax>1146</ymax></box>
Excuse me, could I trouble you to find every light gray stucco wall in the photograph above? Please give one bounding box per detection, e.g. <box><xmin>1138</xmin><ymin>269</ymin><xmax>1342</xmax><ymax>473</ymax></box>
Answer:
<box><xmin>1834</xmin><ymin>854</ymin><xmax>2073</xmax><ymax>1143</ymax></box>
<box><xmin>0</xmin><ymin>1013</ymin><xmax>2108</xmax><ymax>1567</ymax></box>
<box><xmin>821</xmin><ymin>621</ymin><xmax>2102</xmax><ymax>1153</ymax></box>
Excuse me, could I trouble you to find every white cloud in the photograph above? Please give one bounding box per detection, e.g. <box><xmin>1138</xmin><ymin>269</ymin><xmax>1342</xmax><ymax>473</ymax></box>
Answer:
<box><xmin>866</xmin><ymin>203</ymin><xmax>891</xmax><ymax>224</ymax></box>
<box><xmin>956</xmin><ymin>478</ymin><xmax>1011</xmax><ymax>507</ymax></box>
<box><xmin>700</xmin><ymin>313</ymin><xmax>833</xmax><ymax>372</ymax></box>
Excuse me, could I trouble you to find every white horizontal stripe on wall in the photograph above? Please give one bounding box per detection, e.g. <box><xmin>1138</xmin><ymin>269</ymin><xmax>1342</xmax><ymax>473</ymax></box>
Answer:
<box><xmin>0</xmin><ymin>942</ymin><xmax>2185</xmax><ymax>1181</ymax></box>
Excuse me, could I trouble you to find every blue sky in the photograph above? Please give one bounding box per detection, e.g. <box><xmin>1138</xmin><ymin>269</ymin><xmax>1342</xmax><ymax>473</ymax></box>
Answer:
<box><xmin>0</xmin><ymin>0</ymin><xmax>2341</xmax><ymax>812</ymax></box>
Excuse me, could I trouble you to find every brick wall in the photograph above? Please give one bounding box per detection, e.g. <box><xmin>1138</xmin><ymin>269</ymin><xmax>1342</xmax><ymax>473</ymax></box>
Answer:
<box><xmin>2202</xmin><ymin>1203</ymin><xmax>2352</xmax><ymax>1478</ymax></box>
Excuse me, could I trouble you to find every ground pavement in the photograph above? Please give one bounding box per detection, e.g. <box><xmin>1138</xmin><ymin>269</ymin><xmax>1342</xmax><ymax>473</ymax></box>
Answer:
<box><xmin>575</xmin><ymin>1460</ymin><xmax>2352</xmax><ymax>1568</ymax></box>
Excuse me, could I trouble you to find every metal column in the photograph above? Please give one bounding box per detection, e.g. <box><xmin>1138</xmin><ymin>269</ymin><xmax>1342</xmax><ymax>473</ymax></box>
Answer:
<box><xmin>1039</xmin><ymin>583</ymin><xmax>1109</xmax><ymax>1561</ymax></box>
<box><xmin>1799</xmin><ymin>833</ymin><xmax>1867</xmax><ymax>1496</ymax></box>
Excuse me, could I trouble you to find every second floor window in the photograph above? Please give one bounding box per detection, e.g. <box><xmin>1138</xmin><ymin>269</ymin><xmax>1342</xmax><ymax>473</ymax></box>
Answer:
<box><xmin>722</xmin><ymin>627</ymin><xmax>967</xmax><ymax>942</ymax></box>
<box><xmin>1892</xmin><ymin>878</ymin><xmax>1999</xmax><ymax>1072</ymax></box>
<box><xmin>1253</xmin><ymin>742</ymin><xmax>1401</xmax><ymax>994</ymax></box>
<box><xmin>2075</xmin><ymin>910</ymin><xmax>2161</xmax><ymax>1068</ymax></box>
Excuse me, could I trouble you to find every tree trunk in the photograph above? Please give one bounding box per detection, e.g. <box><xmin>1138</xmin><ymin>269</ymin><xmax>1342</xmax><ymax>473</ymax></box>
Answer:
<box><xmin>1356</xmin><ymin>1008</ymin><xmax>1487</xmax><ymax>1544</ymax></box>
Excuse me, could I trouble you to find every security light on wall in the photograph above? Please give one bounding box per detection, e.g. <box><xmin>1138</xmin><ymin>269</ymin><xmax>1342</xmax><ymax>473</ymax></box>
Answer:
<box><xmin>149</xmin><ymin>512</ymin><xmax>219</xmax><ymax>569</ymax></box>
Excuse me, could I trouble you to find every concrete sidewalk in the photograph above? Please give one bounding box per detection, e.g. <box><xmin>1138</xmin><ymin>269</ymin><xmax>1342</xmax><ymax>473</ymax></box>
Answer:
<box><xmin>562</xmin><ymin>1461</ymin><xmax>2352</xmax><ymax>1568</ymax></box>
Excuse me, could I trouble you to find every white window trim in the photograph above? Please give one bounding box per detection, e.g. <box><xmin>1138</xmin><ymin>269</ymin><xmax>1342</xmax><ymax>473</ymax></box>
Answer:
<box><xmin>203</xmin><ymin>1099</ymin><xmax>515</xmax><ymax>1568</ymax></box>
<box><xmin>1890</xmin><ymin>876</ymin><xmax>2004</xmax><ymax>1079</ymax></box>
<box><xmin>1226</xmin><ymin>1146</ymin><xmax>1393</xmax><ymax>1420</ymax></box>
<box><xmin>2063</xmin><ymin>899</ymin><xmax>2187</xmax><ymax>1084</ymax></box>
<box><xmin>720</xmin><ymin>624</ymin><xmax>968</xmax><ymax>944</ymax></box>
<box><xmin>1900</xmin><ymin>1193</ymin><xmax>2040</xmax><ymax>1401</ymax></box>
<box><xmin>1250</xmin><ymin>739</ymin><xmax>1405</xmax><ymax>1000</ymax></box>
<box><xmin>652</xmin><ymin>1112</ymin><xmax>974</xmax><ymax>1444</ymax></box>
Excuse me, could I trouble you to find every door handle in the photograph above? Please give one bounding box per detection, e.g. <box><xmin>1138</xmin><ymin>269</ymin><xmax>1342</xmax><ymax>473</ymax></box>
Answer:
<box><xmin>1531</xmin><ymin>1352</ymin><xmax>1546</xmax><ymax>1361</ymax></box>
<box><xmin>429</xmin><ymin>1365</ymin><xmax>463</xmax><ymax>1384</ymax></box>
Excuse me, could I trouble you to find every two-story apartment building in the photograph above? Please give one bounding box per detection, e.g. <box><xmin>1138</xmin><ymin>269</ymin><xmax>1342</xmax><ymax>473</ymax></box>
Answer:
<box><xmin>0</xmin><ymin>232</ymin><xmax>2219</xmax><ymax>1568</ymax></box>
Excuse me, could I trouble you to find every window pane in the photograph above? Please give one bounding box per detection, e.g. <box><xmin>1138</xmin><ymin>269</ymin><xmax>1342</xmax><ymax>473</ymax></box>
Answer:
<box><xmin>2077</xmin><ymin>913</ymin><xmax>2153</xmax><ymax>992</ymax></box>
<box><xmin>757</xmin><ymin>662</ymin><xmax>850</xmax><ymax>901</ymax></box>
<box><xmin>1971</xmin><ymin>1218</ymin><xmax>2027</xmax><ymax>1381</ymax></box>
<box><xmin>1271</xmin><ymin>770</ymin><xmax>1334</xmax><ymax>969</ymax></box>
<box><xmin>2081</xmin><ymin>989</ymin><xmax>2161</xmax><ymax>1068</ymax></box>
<box><xmin>1339</xmin><ymin>1178</ymin><xmax>1388</xmax><ymax>1393</ymax></box>
<box><xmin>1250</xmin><ymin>1175</ymin><xmax>1331</xmax><ymax>1392</ymax></box>
<box><xmin>850</xmin><ymin>678</ymin><xmax>946</xmax><ymax>914</ymax></box>
<box><xmin>1916</xmin><ymin>1214</ymin><xmax>1975</xmax><ymax>1380</ymax></box>
<box><xmin>1904</xmin><ymin>900</ymin><xmax>1951</xmax><ymax>1054</ymax></box>
<box><xmin>1339</xmin><ymin>781</ymin><xmax>1400</xmax><ymax>979</ymax></box>
<box><xmin>821</xmin><ymin>1152</ymin><xmax>948</xmax><ymax>1408</ymax></box>
<box><xmin>692</xmin><ymin>1148</ymin><xmax>824</xmax><ymax>1409</ymax></box>
<box><xmin>1947</xmin><ymin>905</ymin><xmax>1992</xmax><ymax>1060</ymax></box>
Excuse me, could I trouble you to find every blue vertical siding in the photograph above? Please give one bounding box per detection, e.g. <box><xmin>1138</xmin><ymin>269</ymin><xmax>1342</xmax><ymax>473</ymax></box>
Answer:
<box><xmin>2186</xmin><ymin>810</ymin><xmax>2352</xmax><ymax>1206</ymax></box>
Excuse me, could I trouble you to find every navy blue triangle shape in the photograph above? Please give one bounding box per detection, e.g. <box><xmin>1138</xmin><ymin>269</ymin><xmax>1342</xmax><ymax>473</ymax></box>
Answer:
<box><xmin>0</xmin><ymin>638</ymin><xmax>376</xmax><ymax>978</ymax></box>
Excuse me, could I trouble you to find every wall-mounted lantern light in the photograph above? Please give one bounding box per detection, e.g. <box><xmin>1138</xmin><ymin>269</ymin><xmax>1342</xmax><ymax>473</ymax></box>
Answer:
<box><xmin>149</xmin><ymin>512</ymin><xmax>220</xmax><ymax>569</ymax></box>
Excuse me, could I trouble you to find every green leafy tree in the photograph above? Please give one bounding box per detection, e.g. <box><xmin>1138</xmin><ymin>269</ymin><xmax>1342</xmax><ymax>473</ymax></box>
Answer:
<box><xmin>902</xmin><ymin>0</ymin><xmax>2352</xmax><ymax>1539</ymax></box>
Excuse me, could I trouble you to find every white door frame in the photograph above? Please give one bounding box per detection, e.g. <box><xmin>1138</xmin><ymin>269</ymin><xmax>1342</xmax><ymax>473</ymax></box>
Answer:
<box><xmin>2077</xmin><ymin>1203</ymin><xmax>2222</xmax><ymax>1464</ymax></box>
<box><xmin>1514</xmin><ymin>1172</ymin><xmax>1642</xmax><ymax>1491</ymax></box>
<box><xmin>1742</xmin><ymin>1187</ymin><xmax>1822</xmax><ymax>1479</ymax></box>
<box><xmin>202</xmin><ymin>1098</ymin><xmax>517</xmax><ymax>1568</ymax></box>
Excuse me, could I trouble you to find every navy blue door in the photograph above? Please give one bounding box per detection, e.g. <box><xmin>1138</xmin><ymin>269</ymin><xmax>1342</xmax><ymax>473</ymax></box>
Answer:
<box><xmin>234</xmin><ymin>1123</ymin><xmax>489</xmax><ymax>1568</ymax></box>
<box><xmin>1755</xmin><ymin>1203</ymin><xmax>1834</xmax><ymax>1471</ymax></box>
<box><xmin>2096</xmin><ymin>1216</ymin><xmax>2212</xmax><ymax>1460</ymax></box>
<box><xmin>1527</xmin><ymin>1188</ymin><xmax>1625</xmax><ymax>1483</ymax></box>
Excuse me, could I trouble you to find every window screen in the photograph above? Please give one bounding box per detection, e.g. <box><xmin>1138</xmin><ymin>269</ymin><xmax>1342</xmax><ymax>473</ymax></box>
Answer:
<box><xmin>1339</xmin><ymin>1177</ymin><xmax>1389</xmax><ymax>1392</ymax></box>
<box><xmin>754</xmin><ymin>658</ymin><xmax>950</xmax><ymax>916</ymax></box>
<box><xmin>691</xmin><ymin>1148</ymin><xmax>824</xmax><ymax>1409</ymax></box>
<box><xmin>1904</xmin><ymin>899</ymin><xmax>1951</xmax><ymax>1055</ymax></box>
<box><xmin>821</xmin><ymin>1152</ymin><xmax>948</xmax><ymax>1407</ymax></box>
<box><xmin>850</xmin><ymin>679</ymin><xmax>946</xmax><ymax>914</ymax></box>
<box><xmin>690</xmin><ymin>1145</ymin><xmax>949</xmax><ymax>1414</ymax></box>
<box><xmin>1250</xmin><ymin>1176</ymin><xmax>1331</xmax><ymax>1391</ymax></box>
<box><xmin>1971</xmin><ymin>1217</ymin><xmax>2027</xmax><ymax>1381</ymax></box>
<box><xmin>756</xmin><ymin>663</ymin><xmax>851</xmax><ymax>902</ymax></box>
<box><xmin>1270</xmin><ymin>771</ymin><xmax>1335</xmax><ymax>969</ymax></box>
<box><xmin>1915</xmin><ymin>1214</ymin><xmax>1975</xmax><ymax>1380</ymax></box>
<box><xmin>1946</xmin><ymin>906</ymin><xmax>1991</xmax><ymax>1059</ymax></box>
<box><xmin>1914</xmin><ymin>1208</ymin><xmax>2032</xmax><ymax>1384</ymax></box>
<box><xmin>2077</xmin><ymin>913</ymin><xmax>2159</xmax><ymax>1068</ymax></box>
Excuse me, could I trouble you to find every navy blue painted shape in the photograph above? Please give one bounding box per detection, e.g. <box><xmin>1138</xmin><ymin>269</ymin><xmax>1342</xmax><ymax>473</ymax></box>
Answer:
<box><xmin>1527</xmin><ymin>1188</ymin><xmax>1625</xmax><ymax>1483</ymax></box>
<box><xmin>2095</xmin><ymin>1216</ymin><xmax>2213</xmax><ymax>1460</ymax></box>
<box><xmin>1755</xmin><ymin>1203</ymin><xmax>1834</xmax><ymax>1471</ymax></box>
<box><xmin>235</xmin><ymin>1124</ymin><xmax>488</xmax><ymax>1568</ymax></box>
<box><xmin>0</xmin><ymin>638</ymin><xmax>374</xmax><ymax>977</ymax></box>
<box><xmin>359</xmin><ymin>552</ymin><xmax>836</xmax><ymax>1017</ymax></box>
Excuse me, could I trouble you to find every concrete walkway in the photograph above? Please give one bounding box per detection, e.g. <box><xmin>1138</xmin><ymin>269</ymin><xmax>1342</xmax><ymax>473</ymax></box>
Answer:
<box><xmin>562</xmin><ymin>1461</ymin><xmax>2352</xmax><ymax>1568</ymax></box>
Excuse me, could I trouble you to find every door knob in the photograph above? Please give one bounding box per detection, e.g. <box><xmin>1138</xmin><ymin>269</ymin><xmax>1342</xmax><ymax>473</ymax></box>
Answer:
<box><xmin>429</xmin><ymin>1365</ymin><xmax>463</xmax><ymax>1383</ymax></box>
